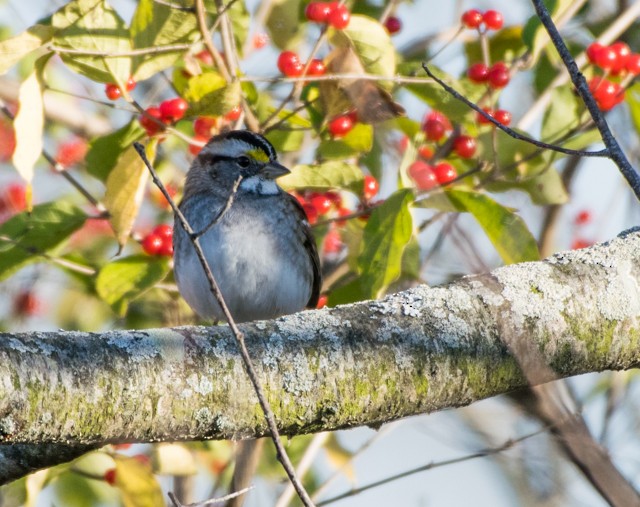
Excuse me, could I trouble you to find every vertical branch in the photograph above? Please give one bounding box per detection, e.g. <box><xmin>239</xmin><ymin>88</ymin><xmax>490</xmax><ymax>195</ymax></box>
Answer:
<box><xmin>530</xmin><ymin>0</ymin><xmax>640</xmax><ymax>200</ymax></box>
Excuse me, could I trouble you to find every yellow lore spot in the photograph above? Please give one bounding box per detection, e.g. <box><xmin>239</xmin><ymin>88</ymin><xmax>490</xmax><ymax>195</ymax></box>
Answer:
<box><xmin>246</xmin><ymin>148</ymin><xmax>269</xmax><ymax>163</ymax></box>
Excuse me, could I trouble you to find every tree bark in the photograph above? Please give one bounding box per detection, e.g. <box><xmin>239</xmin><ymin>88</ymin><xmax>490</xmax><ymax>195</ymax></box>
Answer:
<box><xmin>2</xmin><ymin>228</ymin><xmax>640</xmax><ymax>484</ymax></box>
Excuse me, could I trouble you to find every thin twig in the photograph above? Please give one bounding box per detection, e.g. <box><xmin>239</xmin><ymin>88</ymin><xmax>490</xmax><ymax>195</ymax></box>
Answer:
<box><xmin>193</xmin><ymin>175</ymin><xmax>243</xmax><ymax>239</ymax></box>
<box><xmin>168</xmin><ymin>486</ymin><xmax>253</xmax><ymax>507</ymax></box>
<box><xmin>420</xmin><ymin>64</ymin><xmax>608</xmax><ymax>158</ymax></box>
<box><xmin>194</xmin><ymin>0</ymin><xmax>231</xmax><ymax>81</ymax></box>
<box><xmin>132</xmin><ymin>142</ymin><xmax>316</xmax><ymax>507</ymax></box>
<box><xmin>530</xmin><ymin>0</ymin><xmax>640</xmax><ymax>201</ymax></box>
<box><xmin>47</xmin><ymin>43</ymin><xmax>195</xmax><ymax>57</ymax></box>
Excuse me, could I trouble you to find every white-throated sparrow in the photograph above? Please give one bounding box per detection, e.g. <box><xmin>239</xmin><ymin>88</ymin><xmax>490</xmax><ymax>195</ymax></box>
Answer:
<box><xmin>173</xmin><ymin>129</ymin><xmax>321</xmax><ymax>323</ymax></box>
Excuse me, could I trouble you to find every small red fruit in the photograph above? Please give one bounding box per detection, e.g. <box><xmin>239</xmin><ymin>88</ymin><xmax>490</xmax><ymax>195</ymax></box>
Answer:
<box><xmin>302</xmin><ymin>203</ymin><xmax>319</xmax><ymax>224</ymax></box>
<box><xmin>305</xmin><ymin>2</ymin><xmax>332</xmax><ymax>23</ymax></box>
<box><xmin>610</xmin><ymin>42</ymin><xmax>631</xmax><ymax>74</ymax></box>
<box><xmin>152</xmin><ymin>224</ymin><xmax>173</xmax><ymax>240</ymax></box>
<box><xmin>195</xmin><ymin>50</ymin><xmax>214</xmax><ymax>66</ymax></box>
<box><xmin>4</xmin><ymin>183</ymin><xmax>27</xmax><ymax>213</ymax></box>
<box><xmin>423</xmin><ymin>118</ymin><xmax>446</xmax><ymax>141</ymax></box>
<box><xmin>224</xmin><ymin>105</ymin><xmax>242</xmax><ymax>121</ymax></box>
<box><xmin>453</xmin><ymin>135</ymin><xmax>477</xmax><ymax>158</ymax></box>
<box><xmin>189</xmin><ymin>135</ymin><xmax>209</xmax><ymax>156</ymax></box>
<box><xmin>306</xmin><ymin>58</ymin><xmax>326</xmax><ymax>76</ymax></box>
<box><xmin>363</xmin><ymin>175</ymin><xmax>379</xmax><ymax>200</ymax></box>
<box><xmin>493</xmin><ymin>109</ymin><xmax>512</xmax><ymax>126</ymax></box>
<box><xmin>0</xmin><ymin>121</ymin><xmax>16</xmax><ymax>161</ymax></box>
<box><xmin>408</xmin><ymin>160</ymin><xmax>437</xmax><ymax>190</ymax></box>
<box><xmin>571</xmin><ymin>238</ymin><xmax>593</xmax><ymax>250</ymax></box>
<box><xmin>328</xmin><ymin>114</ymin><xmax>354</xmax><ymax>137</ymax></box>
<box><xmin>13</xmin><ymin>291</ymin><xmax>40</xmax><ymax>316</ymax></box>
<box><xmin>384</xmin><ymin>16</ymin><xmax>402</xmax><ymax>34</ymax></box>
<box><xmin>139</xmin><ymin>107</ymin><xmax>164</xmax><ymax>135</ymax></box>
<box><xmin>461</xmin><ymin>9</ymin><xmax>483</xmax><ymax>29</ymax></box>
<box><xmin>625</xmin><ymin>53</ymin><xmax>640</xmax><ymax>75</ymax></box>
<box><xmin>56</xmin><ymin>138</ymin><xmax>88</xmax><ymax>167</ymax></box>
<box><xmin>104</xmin><ymin>469</ymin><xmax>117</xmax><ymax>486</ymax></box>
<box><xmin>574</xmin><ymin>210</ymin><xmax>592</xmax><ymax>225</ymax></box>
<box><xmin>253</xmin><ymin>33</ymin><xmax>269</xmax><ymax>49</ymax></box>
<box><xmin>433</xmin><ymin>162</ymin><xmax>457</xmax><ymax>185</ymax></box>
<box><xmin>477</xmin><ymin>107</ymin><xmax>494</xmax><ymax>125</ymax></box>
<box><xmin>467</xmin><ymin>62</ymin><xmax>489</xmax><ymax>83</ymax></box>
<box><xmin>323</xmin><ymin>228</ymin><xmax>343</xmax><ymax>254</ymax></box>
<box><xmin>589</xmin><ymin>77</ymin><xmax>624</xmax><ymax>111</ymax></box>
<box><xmin>310</xmin><ymin>193</ymin><xmax>333</xmax><ymax>215</ymax></box>
<box><xmin>483</xmin><ymin>10</ymin><xmax>504</xmax><ymax>30</ymax></box>
<box><xmin>141</xmin><ymin>233</ymin><xmax>163</xmax><ymax>256</ymax></box>
<box><xmin>105</xmin><ymin>83</ymin><xmax>121</xmax><ymax>101</ymax></box>
<box><xmin>417</xmin><ymin>145</ymin><xmax>434</xmax><ymax>160</ymax></box>
<box><xmin>159</xmin><ymin>98</ymin><xmax>188</xmax><ymax>123</ymax></box>
<box><xmin>278</xmin><ymin>51</ymin><xmax>303</xmax><ymax>77</ymax></box>
<box><xmin>586</xmin><ymin>42</ymin><xmax>604</xmax><ymax>65</ymax></box>
<box><xmin>193</xmin><ymin>116</ymin><xmax>218</xmax><ymax>137</ymax></box>
<box><xmin>316</xmin><ymin>295</ymin><xmax>328</xmax><ymax>309</ymax></box>
<box><xmin>327</xmin><ymin>4</ymin><xmax>350</xmax><ymax>29</ymax></box>
<box><xmin>487</xmin><ymin>62</ymin><xmax>510</xmax><ymax>88</ymax></box>
<box><xmin>126</xmin><ymin>76</ymin><xmax>137</xmax><ymax>91</ymax></box>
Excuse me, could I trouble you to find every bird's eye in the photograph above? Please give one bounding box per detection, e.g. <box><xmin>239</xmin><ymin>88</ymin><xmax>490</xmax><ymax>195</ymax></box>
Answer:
<box><xmin>237</xmin><ymin>156</ymin><xmax>251</xmax><ymax>168</ymax></box>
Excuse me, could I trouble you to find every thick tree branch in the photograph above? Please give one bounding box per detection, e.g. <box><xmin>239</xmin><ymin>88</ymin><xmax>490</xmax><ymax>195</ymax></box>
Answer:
<box><xmin>2</xmin><ymin>229</ymin><xmax>640</xmax><ymax>484</ymax></box>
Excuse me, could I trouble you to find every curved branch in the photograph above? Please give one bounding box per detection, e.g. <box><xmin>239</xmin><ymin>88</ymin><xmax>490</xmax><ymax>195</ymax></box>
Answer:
<box><xmin>2</xmin><ymin>229</ymin><xmax>640</xmax><ymax>484</ymax></box>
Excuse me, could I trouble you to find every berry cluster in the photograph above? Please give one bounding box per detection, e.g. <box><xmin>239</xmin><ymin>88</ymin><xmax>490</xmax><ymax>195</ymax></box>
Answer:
<box><xmin>277</xmin><ymin>51</ymin><xmax>326</xmax><ymax>78</ymax></box>
<box><xmin>104</xmin><ymin>77</ymin><xmax>136</xmax><ymax>100</ymax></box>
<box><xmin>305</xmin><ymin>2</ymin><xmax>351</xmax><ymax>29</ymax></box>
<box><xmin>586</xmin><ymin>41</ymin><xmax>639</xmax><ymax>111</ymax></box>
<box><xmin>477</xmin><ymin>107</ymin><xmax>511</xmax><ymax>126</ymax></box>
<box><xmin>189</xmin><ymin>106</ymin><xmax>242</xmax><ymax>155</ymax></box>
<box><xmin>408</xmin><ymin>160</ymin><xmax>457</xmax><ymax>191</ymax></box>
<box><xmin>141</xmin><ymin>224</ymin><xmax>173</xmax><ymax>256</ymax></box>
<box><xmin>468</xmin><ymin>61</ymin><xmax>510</xmax><ymax>89</ymax></box>
<box><xmin>461</xmin><ymin>9</ymin><xmax>503</xmax><ymax>31</ymax></box>
<box><xmin>291</xmin><ymin>190</ymin><xmax>348</xmax><ymax>225</ymax></box>
<box><xmin>571</xmin><ymin>209</ymin><xmax>594</xmax><ymax>250</ymax></box>
<box><xmin>139</xmin><ymin>98</ymin><xmax>189</xmax><ymax>136</ymax></box>
<box><xmin>55</xmin><ymin>138</ymin><xmax>88</xmax><ymax>168</ymax></box>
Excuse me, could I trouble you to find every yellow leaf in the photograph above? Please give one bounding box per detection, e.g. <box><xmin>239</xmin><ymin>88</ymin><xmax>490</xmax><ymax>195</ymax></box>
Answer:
<box><xmin>113</xmin><ymin>455</ymin><xmax>164</xmax><ymax>507</ymax></box>
<box><xmin>154</xmin><ymin>443</ymin><xmax>198</xmax><ymax>476</ymax></box>
<box><xmin>103</xmin><ymin>141</ymin><xmax>156</xmax><ymax>248</ymax></box>
<box><xmin>324</xmin><ymin>434</ymin><xmax>355</xmax><ymax>483</ymax></box>
<box><xmin>12</xmin><ymin>70</ymin><xmax>44</xmax><ymax>191</ymax></box>
<box><xmin>0</xmin><ymin>24</ymin><xmax>54</xmax><ymax>75</ymax></box>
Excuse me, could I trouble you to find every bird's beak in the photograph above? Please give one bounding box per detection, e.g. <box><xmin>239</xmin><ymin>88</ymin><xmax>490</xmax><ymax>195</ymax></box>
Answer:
<box><xmin>261</xmin><ymin>161</ymin><xmax>290</xmax><ymax>180</ymax></box>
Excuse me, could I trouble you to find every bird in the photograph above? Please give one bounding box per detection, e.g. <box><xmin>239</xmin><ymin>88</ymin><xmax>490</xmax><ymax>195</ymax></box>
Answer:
<box><xmin>172</xmin><ymin>129</ymin><xmax>321</xmax><ymax>505</ymax></box>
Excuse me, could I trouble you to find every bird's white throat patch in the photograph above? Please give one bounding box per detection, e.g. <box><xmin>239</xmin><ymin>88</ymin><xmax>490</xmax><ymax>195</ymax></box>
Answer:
<box><xmin>240</xmin><ymin>175</ymin><xmax>279</xmax><ymax>195</ymax></box>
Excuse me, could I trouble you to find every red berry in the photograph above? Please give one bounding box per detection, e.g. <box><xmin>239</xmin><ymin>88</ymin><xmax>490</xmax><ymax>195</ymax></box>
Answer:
<box><xmin>141</xmin><ymin>233</ymin><xmax>163</xmax><ymax>256</ymax></box>
<box><xmin>586</xmin><ymin>42</ymin><xmax>604</xmax><ymax>64</ymax></box>
<box><xmin>327</xmin><ymin>4</ymin><xmax>350</xmax><ymax>29</ymax></box>
<box><xmin>323</xmin><ymin>228</ymin><xmax>343</xmax><ymax>254</ymax></box>
<box><xmin>397</xmin><ymin>136</ymin><xmax>409</xmax><ymax>153</ymax></box>
<box><xmin>139</xmin><ymin>107</ymin><xmax>164</xmax><ymax>135</ymax></box>
<box><xmin>13</xmin><ymin>291</ymin><xmax>40</xmax><ymax>316</ymax></box>
<box><xmin>310</xmin><ymin>193</ymin><xmax>333</xmax><ymax>215</ymax></box>
<box><xmin>113</xmin><ymin>443</ymin><xmax>132</xmax><ymax>450</ymax></box>
<box><xmin>589</xmin><ymin>77</ymin><xmax>624</xmax><ymax>111</ymax></box>
<box><xmin>105</xmin><ymin>83</ymin><xmax>121</xmax><ymax>101</ymax></box>
<box><xmin>610</xmin><ymin>42</ymin><xmax>631</xmax><ymax>74</ymax></box>
<box><xmin>483</xmin><ymin>10</ymin><xmax>504</xmax><ymax>30</ymax></box>
<box><xmin>253</xmin><ymin>33</ymin><xmax>269</xmax><ymax>49</ymax></box>
<box><xmin>477</xmin><ymin>107</ymin><xmax>494</xmax><ymax>124</ymax></box>
<box><xmin>363</xmin><ymin>175</ymin><xmax>379</xmax><ymax>200</ymax></box>
<box><xmin>417</xmin><ymin>145</ymin><xmax>434</xmax><ymax>160</ymax></box>
<box><xmin>195</xmin><ymin>50</ymin><xmax>214</xmax><ymax>66</ymax></box>
<box><xmin>423</xmin><ymin>118</ymin><xmax>446</xmax><ymax>141</ymax></box>
<box><xmin>224</xmin><ymin>105</ymin><xmax>242</xmax><ymax>121</ymax></box>
<box><xmin>193</xmin><ymin>116</ymin><xmax>217</xmax><ymax>137</ymax></box>
<box><xmin>0</xmin><ymin>121</ymin><xmax>16</xmax><ymax>161</ymax></box>
<box><xmin>278</xmin><ymin>51</ymin><xmax>303</xmax><ymax>77</ymax></box>
<box><xmin>433</xmin><ymin>162</ymin><xmax>457</xmax><ymax>185</ymax></box>
<box><xmin>126</xmin><ymin>76</ymin><xmax>137</xmax><ymax>91</ymax></box>
<box><xmin>453</xmin><ymin>135</ymin><xmax>477</xmax><ymax>158</ymax></box>
<box><xmin>306</xmin><ymin>58</ymin><xmax>326</xmax><ymax>76</ymax></box>
<box><xmin>325</xmin><ymin>190</ymin><xmax>342</xmax><ymax>207</ymax></box>
<box><xmin>302</xmin><ymin>203</ymin><xmax>319</xmax><ymax>224</ymax></box>
<box><xmin>493</xmin><ymin>109</ymin><xmax>512</xmax><ymax>126</ymax></box>
<box><xmin>461</xmin><ymin>9</ymin><xmax>483</xmax><ymax>29</ymax></box>
<box><xmin>574</xmin><ymin>210</ymin><xmax>592</xmax><ymax>225</ymax></box>
<box><xmin>328</xmin><ymin>114</ymin><xmax>354</xmax><ymax>137</ymax></box>
<box><xmin>408</xmin><ymin>160</ymin><xmax>437</xmax><ymax>190</ymax></box>
<box><xmin>158</xmin><ymin>239</ymin><xmax>173</xmax><ymax>257</ymax></box>
<box><xmin>4</xmin><ymin>183</ymin><xmax>26</xmax><ymax>213</ymax></box>
<box><xmin>159</xmin><ymin>98</ymin><xmax>188</xmax><ymax>123</ymax></box>
<box><xmin>305</xmin><ymin>2</ymin><xmax>332</xmax><ymax>23</ymax></box>
<box><xmin>593</xmin><ymin>45</ymin><xmax>618</xmax><ymax>70</ymax></box>
<box><xmin>104</xmin><ymin>469</ymin><xmax>117</xmax><ymax>486</ymax></box>
<box><xmin>189</xmin><ymin>135</ymin><xmax>209</xmax><ymax>156</ymax></box>
<box><xmin>152</xmin><ymin>224</ymin><xmax>173</xmax><ymax>240</ymax></box>
<box><xmin>467</xmin><ymin>62</ymin><xmax>489</xmax><ymax>83</ymax></box>
<box><xmin>571</xmin><ymin>238</ymin><xmax>593</xmax><ymax>250</ymax></box>
<box><xmin>316</xmin><ymin>295</ymin><xmax>328</xmax><ymax>309</ymax></box>
<box><xmin>56</xmin><ymin>138</ymin><xmax>88</xmax><ymax>167</ymax></box>
<box><xmin>625</xmin><ymin>53</ymin><xmax>640</xmax><ymax>75</ymax></box>
<box><xmin>487</xmin><ymin>62</ymin><xmax>510</xmax><ymax>88</ymax></box>
<box><xmin>384</xmin><ymin>16</ymin><xmax>402</xmax><ymax>34</ymax></box>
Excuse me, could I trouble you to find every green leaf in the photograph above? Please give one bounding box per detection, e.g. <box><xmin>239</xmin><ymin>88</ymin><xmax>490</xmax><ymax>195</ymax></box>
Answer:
<box><xmin>464</xmin><ymin>26</ymin><xmax>526</xmax><ymax>65</ymax></box>
<box><xmin>130</xmin><ymin>0</ymin><xmax>198</xmax><ymax>81</ymax></box>
<box><xmin>52</xmin><ymin>0</ymin><xmax>132</xmax><ymax>83</ymax></box>
<box><xmin>50</xmin><ymin>472</ymin><xmax>120</xmax><ymax>507</ymax></box>
<box><xmin>0</xmin><ymin>202</ymin><xmax>87</xmax><ymax>281</ymax></box>
<box><xmin>522</xmin><ymin>0</ymin><xmax>575</xmax><ymax>61</ymax></box>
<box><xmin>626</xmin><ymin>83</ymin><xmax>640</xmax><ymax>134</ymax></box>
<box><xmin>103</xmin><ymin>142</ymin><xmax>154</xmax><ymax>248</ymax></box>
<box><xmin>86</xmin><ymin>121</ymin><xmax>146</xmax><ymax>182</ymax></box>
<box><xmin>518</xmin><ymin>167</ymin><xmax>569</xmax><ymax>205</ymax></box>
<box><xmin>96</xmin><ymin>254</ymin><xmax>170</xmax><ymax>316</ymax></box>
<box><xmin>0</xmin><ymin>24</ymin><xmax>54</xmax><ymax>75</ymax></box>
<box><xmin>265</xmin><ymin>0</ymin><xmax>304</xmax><ymax>49</ymax></box>
<box><xmin>541</xmin><ymin>85</ymin><xmax>581</xmax><ymax>142</ymax></box>
<box><xmin>279</xmin><ymin>161</ymin><xmax>364</xmax><ymax>193</ymax></box>
<box><xmin>399</xmin><ymin>63</ymin><xmax>485</xmax><ymax>123</ymax></box>
<box><xmin>318</xmin><ymin>123</ymin><xmax>374</xmax><ymax>159</ymax></box>
<box><xmin>358</xmin><ymin>189</ymin><xmax>414</xmax><ymax>298</ymax></box>
<box><xmin>329</xmin><ymin>15</ymin><xmax>396</xmax><ymax>80</ymax></box>
<box><xmin>265</xmin><ymin>129</ymin><xmax>305</xmax><ymax>153</ymax></box>
<box><xmin>184</xmin><ymin>72</ymin><xmax>241</xmax><ymax>116</ymax></box>
<box><xmin>445</xmin><ymin>188</ymin><xmax>539</xmax><ymax>264</ymax></box>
